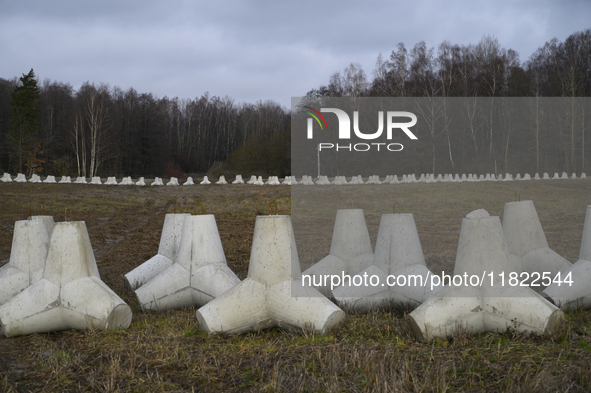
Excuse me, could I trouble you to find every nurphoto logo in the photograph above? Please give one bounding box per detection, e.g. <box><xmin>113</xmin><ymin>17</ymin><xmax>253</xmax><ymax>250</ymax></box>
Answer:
<box><xmin>303</xmin><ymin>105</ymin><xmax>418</xmax><ymax>152</ymax></box>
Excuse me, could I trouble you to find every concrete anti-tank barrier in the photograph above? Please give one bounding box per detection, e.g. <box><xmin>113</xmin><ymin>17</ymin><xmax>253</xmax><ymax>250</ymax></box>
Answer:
<box><xmin>302</xmin><ymin>209</ymin><xmax>373</xmax><ymax>297</ymax></box>
<box><xmin>0</xmin><ymin>216</ymin><xmax>54</xmax><ymax>305</ymax></box>
<box><xmin>543</xmin><ymin>205</ymin><xmax>591</xmax><ymax>310</ymax></box>
<box><xmin>196</xmin><ymin>215</ymin><xmax>345</xmax><ymax>334</ymax></box>
<box><xmin>333</xmin><ymin>213</ymin><xmax>441</xmax><ymax>312</ymax></box>
<box><xmin>407</xmin><ymin>209</ymin><xmax>563</xmax><ymax>342</ymax></box>
<box><xmin>0</xmin><ymin>221</ymin><xmax>132</xmax><ymax>337</ymax></box>
<box><xmin>135</xmin><ymin>214</ymin><xmax>240</xmax><ymax>310</ymax></box>
<box><xmin>124</xmin><ymin>213</ymin><xmax>190</xmax><ymax>290</ymax></box>
<box><xmin>502</xmin><ymin>200</ymin><xmax>571</xmax><ymax>284</ymax></box>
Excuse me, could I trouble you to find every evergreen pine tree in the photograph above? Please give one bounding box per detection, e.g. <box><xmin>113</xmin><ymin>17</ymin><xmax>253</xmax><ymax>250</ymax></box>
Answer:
<box><xmin>9</xmin><ymin>68</ymin><xmax>41</xmax><ymax>172</ymax></box>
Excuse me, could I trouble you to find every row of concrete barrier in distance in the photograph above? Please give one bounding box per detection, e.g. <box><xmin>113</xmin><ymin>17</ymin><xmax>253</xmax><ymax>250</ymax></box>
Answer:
<box><xmin>1</xmin><ymin>172</ymin><xmax>588</xmax><ymax>186</ymax></box>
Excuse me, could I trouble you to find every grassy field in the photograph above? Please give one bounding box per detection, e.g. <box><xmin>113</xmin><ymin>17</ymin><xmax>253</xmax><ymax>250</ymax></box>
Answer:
<box><xmin>1</xmin><ymin>180</ymin><xmax>591</xmax><ymax>392</ymax></box>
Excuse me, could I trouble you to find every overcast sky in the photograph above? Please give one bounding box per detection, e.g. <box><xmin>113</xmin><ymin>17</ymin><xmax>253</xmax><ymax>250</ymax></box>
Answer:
<box><xmin>1</xmin><ymin>0</ymin><xmax>589</xmax><ymax>109</ymax></box>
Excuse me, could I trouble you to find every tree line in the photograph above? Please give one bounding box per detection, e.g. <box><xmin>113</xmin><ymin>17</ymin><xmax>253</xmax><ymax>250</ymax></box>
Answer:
<box><xmin>1</xmin><ymin>29</ymin><xmax>589</xmax><ymax>178</ymax></box>
<box><xmin>306</xmin><ymin>30</ymin><xmax>591</xmax><ymax>175</ymax></box>
<box><xmin>0</xmin><ymin>73</ymin><xmax>290</xmax><ymax>178</ymax></box>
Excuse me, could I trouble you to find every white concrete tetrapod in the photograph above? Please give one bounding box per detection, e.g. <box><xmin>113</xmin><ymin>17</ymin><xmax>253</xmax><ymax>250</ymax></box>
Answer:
<box><xmin>232</xmin><ymin>175</ymin><xmax>245</xmax><ymax>184</ymax></box>
<box><xmin>543</xmin><ymin>205</ymin><xmax>591</xmax><ymax>310</ymax></box>
<box><xmin>367</xmin><ymin>175</ymin><xmax>382</xmax><ymax>184</ymax></box>
<box><xmin>124</xmin><ymin>213</ymin><xmax>190</xmax><ymax>290</ymax></box>
<box><xmin>136</xmin><ymin>177</ymin><xmax>146</xmax><ymax>186</ymax></box>
<box><xmin>43</xmin><ymin>175</ymin><xmax>57</xmax><ymax>183</ymax></box>
<box><xmin>216</xmin><ymin>175</ymin><xmax>228</xmax><ymax>185</ymax></box>
<box><xmin>201</xmin><ymin>176</ymin><xmax>211</xmax><ymax>185</ymax></box>
<box><xmin>407</xmin><ymin>209</ymin><xmax>564</xmax><ymax>342</ymax></box>
<box><xmin>502</xmin><ymin>200</ymin><xmax>571</xmax><ymax>281</ymax></box>
<box><xmin>300</xmin><ymin>175</ymin><xmax>314</xmax><ymax>185</ymax></box>
<box><xmin>333</xmin><ymin>213</ymin><xmax>440</xmax><ymax>312</ymax></box>
<box><xmin>135</xmin><ymin>214</ymin><xmax>240</xmax><ymax>311</ymax></box>
<box><xmin>58</xmin><ymin>176</ymin><xmax>71</xmax><ymax>183</ymax></box>
<box><xmin>123</xmin><ymin>176</ymin><xmax>135</xmax><ymax>185</ymax></box>
<box><xmin>348</xmin><ymin>175</ymin><xmax>360</xmax><ymax>184</ymax></box>
<box><xmin>316</xmin><ymin>175</ymin><xmax>331</xmax><ymax>185</ymax></box>
<box><xmin>151</xmin><ymin>177</ymin><xmax>164</xmax><ymax>186</ymax></box>
<box><xmin>166</xmin><ymin>177</ymin><xmax>179</xmax><ymax>186</ymax></box>
<box><xmin>0</xmin><ymin>221</ymin><xmax>132</xmax><ymax>337</ymax></box>
<box><xmin>302</xmin><ymin>209</ymin><xmax>374</xmax><ymax>297</ymax></box>
<box><xmin>265</xmin><ymin>176</ymin><xmax>280</xmax><ymax>185</ymax></box>
<box><xmin>1</xmin><ymin>173</ymin><xmax>12</xmax><ymax>182</ymax></box>
<box><xmin>15</xmin><ymin>173</ymin><xmax>27</xmax><ymax>182</ymax></box>
<box><xmin>184</xmin><ymin>177</ymin><xmax>195</xmax><ymax>186</ymax></box>
<box><xmin>196</xmin><ymin>215</ymin><xmax>345</xmax><ymax>334</ymax></box>
<box><xmin>0</xmin><ymin>216</ymin><xmax>55</xmax><ymax>305</ymax></box>
<box><xmin>333</xmin><ymin>176</ymin><xmax>348</xmax><ymax>185</ymax></box>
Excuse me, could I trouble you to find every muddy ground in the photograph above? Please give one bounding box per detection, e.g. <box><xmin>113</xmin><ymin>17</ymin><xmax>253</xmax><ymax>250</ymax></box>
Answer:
<box><xmin>1</xmin><ymin>179</ymin><xmax>591</xmax><ymax>392</ymax></box>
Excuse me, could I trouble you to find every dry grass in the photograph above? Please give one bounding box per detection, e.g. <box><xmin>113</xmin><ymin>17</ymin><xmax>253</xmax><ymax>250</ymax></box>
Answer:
<box><xmin>1</xmin><ymin>180</ymin><xmax>591</xmax><ymax>392</ymax></box>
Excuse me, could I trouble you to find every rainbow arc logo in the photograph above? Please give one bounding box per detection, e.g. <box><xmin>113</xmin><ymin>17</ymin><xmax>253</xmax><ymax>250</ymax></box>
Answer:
<box><xmin>302</xmin><ymin>106</ymin><xmax>328</xmax><ymax>136</ymax></box>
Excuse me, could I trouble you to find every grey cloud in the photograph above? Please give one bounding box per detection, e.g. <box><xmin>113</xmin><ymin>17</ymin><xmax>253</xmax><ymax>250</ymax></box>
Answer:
<box><xmin>1</xmin><ymin>0</ymin><xmax>589</xmax><ymax>108</ymax></box>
